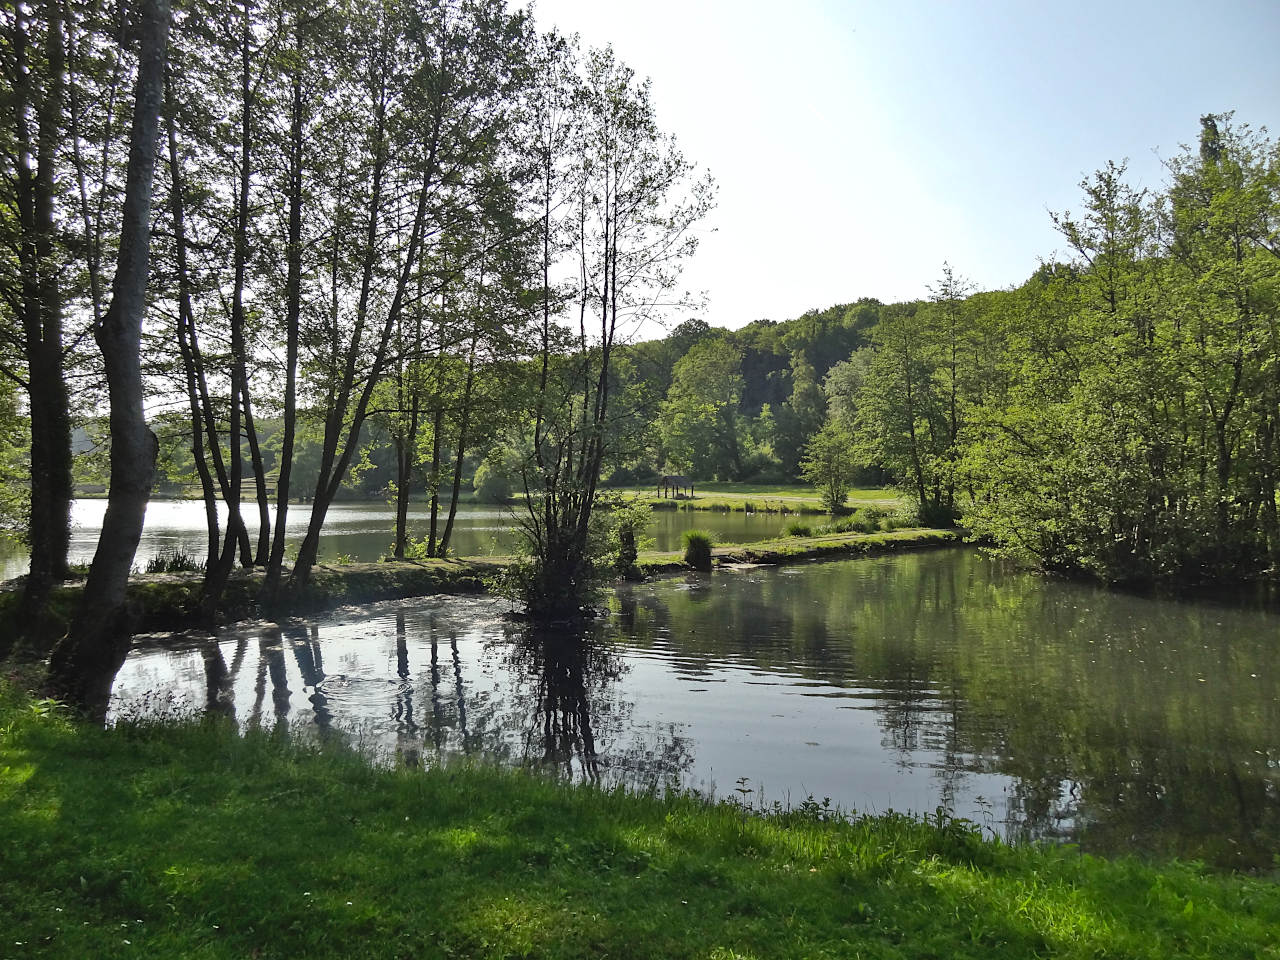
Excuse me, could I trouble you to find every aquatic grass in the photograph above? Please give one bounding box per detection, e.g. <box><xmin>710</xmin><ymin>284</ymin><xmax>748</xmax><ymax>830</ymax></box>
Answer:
<box><xmin>141</xmin><ymin>548</ymin><xmax>204</xmax><ymax>574</ymax></box>
<box><xmin>682</xmin><ymin>529</ymin><xmax>715</xmax><ymax>571</ymax></box>
<box><xmin>1</xmin><ymin>681</ymin><xmax>1277</xmax><ymax>959</ymax></box>
<box><xmin>783</xmin><ymin>521</ymin><xmax>813</xmax><ymax>537</ymax></box>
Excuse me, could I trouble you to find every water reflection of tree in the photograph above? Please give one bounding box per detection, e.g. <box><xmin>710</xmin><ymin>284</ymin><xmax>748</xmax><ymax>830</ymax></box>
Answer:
<box><xmin>497</xmin><ymin>621</ymin><xmax>694</xmax><ymax>790</ymax></box>
<box><xmin>611</xmin><ymin>551</ymin><xmax>1280</xmax><ymax>867</ymax></box>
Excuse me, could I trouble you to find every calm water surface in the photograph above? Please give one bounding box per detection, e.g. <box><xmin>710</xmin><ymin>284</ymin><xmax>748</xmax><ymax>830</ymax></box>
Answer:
<box><xmin>111</xmin><ymin>548</ymin><xmax>1280</xmax><ymax>868</ymax></box>
<box><xmin>0</xmin><ymin>499</ymin><xmax>789</xmax><ymax>580</ymax></box>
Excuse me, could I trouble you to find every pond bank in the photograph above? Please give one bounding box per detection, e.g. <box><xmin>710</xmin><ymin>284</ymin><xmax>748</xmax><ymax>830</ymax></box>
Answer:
<box><xmin>1</xmin><ymin>681</ymin><xmax>1274</xmax><ymax>959</ymax></box>
<box><xmin>0</xmin><ymin>529</ymin><xmax>961</xmax><ymax>650</ymax></box>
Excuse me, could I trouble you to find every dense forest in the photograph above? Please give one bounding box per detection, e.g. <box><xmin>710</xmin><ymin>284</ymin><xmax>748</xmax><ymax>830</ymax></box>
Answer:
<box><xmin>2</xmin><ymin>1</ymin><xmax>1278</xmax><ymax>713</ymax></box>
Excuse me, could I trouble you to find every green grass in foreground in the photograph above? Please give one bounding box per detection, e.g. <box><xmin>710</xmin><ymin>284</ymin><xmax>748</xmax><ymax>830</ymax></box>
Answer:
<box><xmin>2</xmin><ymin>684</ymin><xmax>1276</xmax><ymax>959</ymax></box>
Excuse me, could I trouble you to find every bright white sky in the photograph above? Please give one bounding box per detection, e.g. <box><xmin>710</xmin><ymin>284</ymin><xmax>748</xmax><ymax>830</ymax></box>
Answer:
<box><xmin>524</xmin><ymin>0</ymin><xmax>1280</xmax><ymax>332</ymax></box>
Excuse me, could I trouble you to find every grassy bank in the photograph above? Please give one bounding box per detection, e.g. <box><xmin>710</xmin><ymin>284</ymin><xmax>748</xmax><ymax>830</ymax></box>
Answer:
<box><xmin>0</xmin><ymin>558</ymin><xmax>501</xmax><ymax>656</ymax></box>
<box><xmin>1</xmin><ymin>683</ymin><xmax>1275</xmax><ymax>959</ymax></box>
<box><xmin>635</xmin><ymin>528</ymin><xmax>962</xmax><ymax>575</ymax></box>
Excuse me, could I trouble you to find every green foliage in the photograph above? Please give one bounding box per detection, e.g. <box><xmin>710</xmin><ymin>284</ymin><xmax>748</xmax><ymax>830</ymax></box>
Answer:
<box><xmin>961</xmin><ymin>118</ymin><xmax>1280</xmax><ymax>583</ymax></box>
<box><xmin>799</xmin><ymin>420</ymin><xmax>859</xmax><ymax>513</ymax></box>
<box><xmin>660</xmin><ymin>338</ymin><xmax>745</xmax><ymax>479</ymax></box>
<box><xmin>0</xmin><ymin>380</ymin><xmax>28</xmax><ymax>542</ymax></box>
<box><xmin>772</xmin><ymin>351</ymin><xmax>827</xmax><ymax>477</ymax></box>
<box><xmin>783</xmin><ymin>521</ymin><xmax>812</xmax><ymax>537</ymax></box>
<box><xmin>819</xmin><ymin>506</ymin><xmax>885</xmax><ymax>534</ymax></box>
<box><xmin>681</xmin><ymin>529</ymin><xmax>714</xmax><ymax>570</ymax></box>
<box><xmin>607</xmin><ymin>497</ymin><xmax>653</xmax><ymax>576</ymax></box>
<box><xmin>849</xmin><ymin>267</ymin><xmax>974</xmax><ymax>528</ymax></box>
<box><xmin>472</xmin><ymin>447</ymin><xmax>518</xmax><ymax>503</ymax></box>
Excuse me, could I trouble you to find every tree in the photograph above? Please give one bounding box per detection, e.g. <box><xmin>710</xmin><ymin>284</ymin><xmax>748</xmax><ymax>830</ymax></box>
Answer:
<box><xmin>659</xmin><ymin>338</ymin><xmax>743</xmax><ymax>479</ymax></box>
<box><xmin>773</xmin><ymin>350</ymin><xmax>825</xmax><ymax>478</ymax></box>
<box><xmin>2</xmin><ymin>2</ymin><xmax>75</xmax><ymax>637</ymax></box>
<box><xmin>517</xmin><ymin>43</ymin><xmax>713</xmax><ymax>618</ymax></box>
<box><xmin>45</xmin><ymin>0</ymin><xmax>171</xmax><ymax>718</ymax></box>
<box><xmin>853</xmin><ymin>303</ymin><xmax>952</xmax><ymax>522</ymax></box>
<box><xmin>800</xmin><ymin>420</ymin><xmax>858</xmax><ymax>513</ymax></box>
<box><xmin>961</xmin><ymin>118</ymin><xmax>1280</xmax><ymax>582</ymax></box>
<box><xmin>285</xmin><ymin>0</ymin><xmax>534</xmax><ymax>591</ymax></box>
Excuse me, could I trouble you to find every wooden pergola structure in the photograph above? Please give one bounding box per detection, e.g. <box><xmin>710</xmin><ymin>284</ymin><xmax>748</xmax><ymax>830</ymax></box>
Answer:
<box><xmin>657</xmin><ymin>474</ymin><xmax>693</xmax><ymax>498</ymax></box>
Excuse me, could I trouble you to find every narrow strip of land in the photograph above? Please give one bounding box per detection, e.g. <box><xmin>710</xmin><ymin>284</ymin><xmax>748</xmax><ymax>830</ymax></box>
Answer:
<box><xmin>0</xmin><ymin>528</ymin><xmax>960</xmax><ymax>646</ymax></box>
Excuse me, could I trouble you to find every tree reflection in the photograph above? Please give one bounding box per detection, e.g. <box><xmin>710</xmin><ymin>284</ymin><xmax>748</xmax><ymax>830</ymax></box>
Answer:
<box><xmin>254</xmin><ymin>629</ymin><xmax>292</xmax><ymax>731</ymax></box>
<box><xmin>611</xmin><ymin>551</ymin><xmax>1280</xmax><ymax>867</ymax></box>
<box><xmin>199</xmin><ymin>638</ymin><xmax>236</xmax><ymax>720</ymax></box>
<box><xmin>286</xmin><ymin>622</ymin><xmax>330</xmax><ymax>731</ymax></box>
<box><xmin>499</xmin><ymin>622</ymin><xmax>693</xmax><ymax>790</ymax></box>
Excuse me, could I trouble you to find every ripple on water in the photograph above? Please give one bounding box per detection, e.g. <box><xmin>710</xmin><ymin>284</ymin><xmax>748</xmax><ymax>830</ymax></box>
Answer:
<box><xmin>315</xmin><ymin>675</ymin><xmax>414</xmax><ymax>709</ymax></box>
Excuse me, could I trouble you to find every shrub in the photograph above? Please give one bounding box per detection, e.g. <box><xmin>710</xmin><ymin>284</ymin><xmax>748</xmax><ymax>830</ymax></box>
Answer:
<box><xmin>783</xmin><ymin>521</ymin><xmax>812</xmax><ymax>537</ymax></box>
<box><xmin>608</xmin><ymin>497</ymin><xmax>652</xmax><ymax>577</ymax></box>
<box><xmin>915</xmin><ymin>501</ymin><xmax>959</xmax><ymax>528</ymax></box>
<box><xmin>473</xmin><ymin>453</ymin><xmax>514</xmax><ymax>503</ymax></box>
<box><xmin>682</xmin><ymin>529</ymin><xmax>714</xmax><ymax>571</ymax></box>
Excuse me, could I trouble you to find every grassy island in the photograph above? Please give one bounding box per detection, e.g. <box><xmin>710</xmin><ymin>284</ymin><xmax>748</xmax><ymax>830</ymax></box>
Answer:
<box><xmin>1</xmin><ymin>682</ymin><xmax>1276</xmax><ymax>960</ymax></box>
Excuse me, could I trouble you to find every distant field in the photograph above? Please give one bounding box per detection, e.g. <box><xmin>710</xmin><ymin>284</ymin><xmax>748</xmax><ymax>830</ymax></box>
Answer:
<box><xmin>611</xmin><ymin>481</ymin><xmax>903</xmax><ymax>508</ymax></box>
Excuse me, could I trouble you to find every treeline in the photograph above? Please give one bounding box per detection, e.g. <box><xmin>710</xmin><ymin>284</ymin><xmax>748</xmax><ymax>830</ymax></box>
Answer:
<box><xmin>123</xmin><ymin>113</ymin><xmax>1280</xmax><ymax>589</ymax></box>
<box><xmin>602</xmin><ymin>115</ymin><xmax>1278</xmax><ymax>586</ymax></box>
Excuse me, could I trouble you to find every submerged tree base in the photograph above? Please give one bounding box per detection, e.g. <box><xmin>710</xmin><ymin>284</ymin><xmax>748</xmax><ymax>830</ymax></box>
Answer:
<box><xmin>1</xmin><ymin>680</ymin><xmax>1276</xmax><ymax>959</ymax></box>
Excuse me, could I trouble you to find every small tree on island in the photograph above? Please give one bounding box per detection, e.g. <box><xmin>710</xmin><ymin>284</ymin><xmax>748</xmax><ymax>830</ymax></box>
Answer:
<box><xmin>516</xmin><ymin>41</ymin><xmax>713</xmax><ymax>619</ymax></box>
<box><xmin>801</xmin><ymin>421</ymin><xmax>859</xmax><ymax>513</ymax></box>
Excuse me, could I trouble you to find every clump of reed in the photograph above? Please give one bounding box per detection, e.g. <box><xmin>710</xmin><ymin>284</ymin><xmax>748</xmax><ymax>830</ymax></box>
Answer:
<box><xmin>681</xmin><ymin>529</ymin><xmax>715</xmax><ymax>571</ymax></box>
<box><xmin>142</xmin><ymin>548</ymin><xmax>204</xmax><ymax>574</ymax></box>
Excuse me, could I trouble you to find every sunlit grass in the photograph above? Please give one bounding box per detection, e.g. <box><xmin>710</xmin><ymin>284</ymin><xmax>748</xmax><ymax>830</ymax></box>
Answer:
<box><xmin>611</xmin><ymin>482</ymin><xmax>905</xmax><ymax>511</ymax></box>
<box><xmin>1</xmin><ymin>681</ymin><xmax>1276</xmax><ymax>959</ymax></box>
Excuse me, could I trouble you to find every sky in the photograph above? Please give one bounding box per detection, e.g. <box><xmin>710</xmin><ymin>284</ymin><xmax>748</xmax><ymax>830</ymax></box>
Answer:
<box><xmin>524</xmin><ymin>0</ymin><xmax>1280</xmax><ymax>332</ymax></box>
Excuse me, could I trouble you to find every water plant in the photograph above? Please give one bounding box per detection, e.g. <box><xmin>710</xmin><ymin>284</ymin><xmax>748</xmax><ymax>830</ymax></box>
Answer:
<box><xmin>141</xmin><ymin>548</ymin><xmax>203</xmax><ymax>574</ymax></box>
<box><xmin>783</xmin><ymin>521</ymin><xmax>812</xmax><ymax>537</ymax></box>
<box><xmin>682</xmin><ymin>529</ymin><xmax>714</xmax><ymax>571</ymax></box>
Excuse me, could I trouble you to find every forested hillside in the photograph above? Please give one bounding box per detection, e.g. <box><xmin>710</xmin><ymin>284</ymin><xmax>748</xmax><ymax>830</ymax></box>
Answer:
<box><xmin>597</xmin><ymin>115</ymin><xmax>1280</xmax><ymax>586</ymax></box>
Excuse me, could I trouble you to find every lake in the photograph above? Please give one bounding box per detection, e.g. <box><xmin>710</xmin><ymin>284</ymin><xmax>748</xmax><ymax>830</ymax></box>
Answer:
<box><xmin>110</xmin><ymin>547</ymin><xmax>1280</xmax><ymax>869</ymax></box>
<box><xmin>0</xmin><ymin>498</ymin><xmax>791</xmax><ymax>581</ymax></box>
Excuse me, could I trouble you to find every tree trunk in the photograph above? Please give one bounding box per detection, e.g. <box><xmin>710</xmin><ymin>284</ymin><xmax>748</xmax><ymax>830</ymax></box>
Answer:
<box><xmin>427</xmin><ymin>402</ymin><xmax>443</xmax><ymax>556</ymax></box>
<box><xmin>262</xmin><ymin>50</ymin><xmax>305</xmax><ymax>604</ymax></box>
<box><xmin>242</xmin><ymin>397</ymin><xmax>271</xmax><ymax>564</ymax></box>
<box><xmin>438</xmin><ymin>338</ymin><xmax>477</xmax><ymax>556</ymax></box>
<box><xmin>12</xmin><ymin>3</ymin><xmax>73</xmax><ymax>649</ymax></box>
<box><xmin>44</xmin><ymin>0</ymin><xmax>170</xmax><ymax>719</ymax></box>
<box><xmin>225</xmin><ymin>0</ymin><xmax>254</xmax><ymax>570</ymax></box>
<box><xmin>392</xmin><ymin>385</ymin><xmax>421</xmax><ymax>559</ymax></box>
<box><xmin>165</xmin><ymin>75</ymin><xmax>220</xmax><ymax>571</ymax></box>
